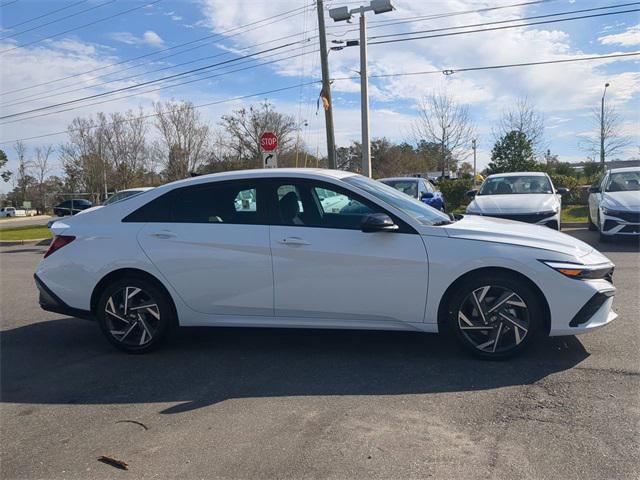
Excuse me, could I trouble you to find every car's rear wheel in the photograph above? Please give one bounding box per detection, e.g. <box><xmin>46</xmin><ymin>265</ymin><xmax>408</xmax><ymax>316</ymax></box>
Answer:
<box><xmin>97</xmin><ymin>277</ymin><xmax>174</xmax><ymax>353</ymax></box>
<box><xmin>447</xmin><ymin>273</ymin><xmax>543</xmax><ymax>359</ymax></box>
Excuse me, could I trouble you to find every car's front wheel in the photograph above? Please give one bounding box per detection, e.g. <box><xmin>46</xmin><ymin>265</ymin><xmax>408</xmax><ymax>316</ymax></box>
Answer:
<box><xmin>97</xmin><ymin>276</ymin><xmax>174</xmax><ymax>353</ymax></box>
<box><xmin>447</xmin><ymin>272</ymin><xmax>543</xmax><ymax>359</ymax></box>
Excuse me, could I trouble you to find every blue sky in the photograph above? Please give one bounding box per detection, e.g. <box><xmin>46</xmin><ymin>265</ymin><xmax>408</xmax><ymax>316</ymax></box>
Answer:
<box><xmin>0</xmin><ymin>0</ymin><xmax>638</xmax><ymax>192</ymax></box>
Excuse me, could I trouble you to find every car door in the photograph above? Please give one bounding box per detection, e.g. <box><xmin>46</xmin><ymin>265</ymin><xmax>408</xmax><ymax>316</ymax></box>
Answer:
<box><xmin>268</xmin><ymin>178</ymin><xmax>429</xmax><ymax>324</ymax></box>
<box><xmin>134</xmin><ymin>179</ymin><xmax>273</xmax><ymax>316</ymax></box>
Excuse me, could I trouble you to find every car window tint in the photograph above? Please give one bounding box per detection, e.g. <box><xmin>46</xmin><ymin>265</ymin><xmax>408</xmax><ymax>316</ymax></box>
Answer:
<box><xmin>124</xmin><ymin>181</ymin><xmax>262</xmax><ymax>224</ymax></box>
<box><xmin>312</xmin><ymin>184</ymin><xmax>379</xmax><ymax>230</ymax></box>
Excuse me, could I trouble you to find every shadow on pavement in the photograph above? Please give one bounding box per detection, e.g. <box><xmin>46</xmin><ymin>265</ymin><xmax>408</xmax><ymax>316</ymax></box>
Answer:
<box><xmin>1</xmin><ymin>318</ymin><xmax>588</xmax><ymax>414</ymax></box>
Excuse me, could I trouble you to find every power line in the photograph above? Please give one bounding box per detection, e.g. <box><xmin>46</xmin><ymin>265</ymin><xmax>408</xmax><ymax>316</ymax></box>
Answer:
<box><xmin>367</xmin><ymin>8</ymin><xmax>639</xmax><ymax>45</ymax></box>
<box><xmin>0</xmin><ymin>0</ymin><xmax>20</xmax><ymax>7</ymax></box>
<box><xmin>2</xmin><ymin>52</ymin><xmax>637</xmax><ymax>145</ymax></box>
<box><xmin>0</xmin><ymin>0</ymin><xmax>115</xmax><ymax>41</ymax></box>
<box><xmin>0</xmin><ymin>3</ymin><xmax>313</xmax><ymax>95</ymax></box>
<box><xmin>0</xmin><ymin>47</ymin><xmax>319</xmax><ymax>125</ymax></box>
<box><xmin>0</xmin><ymin>40</ymin><xmax>307</xmax><ymax>120</ymax></box>
<box><xmin>368</xmin><ymin>2</ymin><xmax>640</xmax><ymax>40</ymax></box>
<box><xmin>2</xmin><ymin>0</ymin><xmax>89</xmax><ymax>30</ymax></box>
<box><xmin>1</xmin><ymin>30</ymin><xmax>319</xmax><ymax>108</ymax></box>
<box><xmin>0</xmin><ymin>0</ymin><xmax>164</xmax><ymax>54</ymax></box>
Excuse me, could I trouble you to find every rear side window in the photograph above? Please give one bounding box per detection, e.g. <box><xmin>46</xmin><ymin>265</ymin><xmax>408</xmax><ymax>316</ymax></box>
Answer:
<box><xmin>123</xmin><ymin>181</ymin><xmax>264</xmax><ymax>224</ymax></box>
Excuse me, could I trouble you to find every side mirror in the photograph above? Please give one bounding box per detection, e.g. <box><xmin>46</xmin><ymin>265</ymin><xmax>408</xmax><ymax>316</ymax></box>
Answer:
<box><xmin>421</xmin><ymin>192</ymin><xmax>434</xmax><ymax>200</ymax></box>
<box><xmin>588</xmin><ymin>185</ymin><xmax>601</xmax><ymax>193</ymax></box>
<box><xmin>556</xmin><ymin>187</ymin><xmax>569</xmax><ymax>195</ymax></box>
<box><xmin>466</xmin><ymin>189</ymin><xmax>478</xmax><ymax>198</ymax></box>
<box><xmin>360</xmin><ymin>213</ymin><xmax>399</xmax><ymax>233</ymax></box>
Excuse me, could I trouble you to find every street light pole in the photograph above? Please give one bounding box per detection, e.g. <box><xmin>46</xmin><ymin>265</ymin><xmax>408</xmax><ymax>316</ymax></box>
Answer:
<box><xmin>600</xmin><ymin>82</ymin><xmax>610</xmax><ymax>166</ymax></box>
<box><xmin>328</xmin><ymin>0</ymin><xmax>394</xmax><ymax>177</ymax></box>
<box><xmin>359</xmin><ymin>11</ymin><xmax>371</xmax><ymax>177</ymax></box>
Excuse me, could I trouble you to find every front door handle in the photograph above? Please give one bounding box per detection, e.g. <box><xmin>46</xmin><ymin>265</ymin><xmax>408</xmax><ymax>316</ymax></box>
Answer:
<box><xmin>149</xmin><ymin>231</ymin><xmax>176</xmax><ymax>239</ymax></box>
<box><xmin>278</xmin><ymin>237</ymin><xmax>310</xmax><ymax>246</ymax></box>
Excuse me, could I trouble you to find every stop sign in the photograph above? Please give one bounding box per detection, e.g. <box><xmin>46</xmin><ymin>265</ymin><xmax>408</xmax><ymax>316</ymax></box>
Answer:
<box><xmin>260</xmin><ymin>131</ymin><xmax>278</xmax><ymax>152</ymax></box>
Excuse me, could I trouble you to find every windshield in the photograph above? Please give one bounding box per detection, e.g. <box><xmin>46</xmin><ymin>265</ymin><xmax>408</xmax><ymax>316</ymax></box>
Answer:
<box><xmin>104</xmin><ymin>190</ymin><xmax>147</xmax><ymax>206</ymax></box>
<box><xmin>379</xmin><ymin>180</ymin><xmax>418</xmax><ymax>198</ymax></box>
<box><xmin>478</xmin><ymin>175</ymin><xmax>552</xmax><ymax>195</ymax></box>
<box><xmin>606</xmin><ymin>171</ymin><xmax>640</xmax><ymax>192</ymax></box>
<box><xmin>344</xmin><ymin>175</ymin><xmax>451</xmax><ymax>226</ymax></box>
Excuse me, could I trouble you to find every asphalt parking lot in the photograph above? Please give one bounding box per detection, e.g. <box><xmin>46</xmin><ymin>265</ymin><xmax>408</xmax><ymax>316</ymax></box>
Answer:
<box><xmin>1</xmin><ymin>229</ymin><xmax>638</xmax><ymax>480</ymax></box>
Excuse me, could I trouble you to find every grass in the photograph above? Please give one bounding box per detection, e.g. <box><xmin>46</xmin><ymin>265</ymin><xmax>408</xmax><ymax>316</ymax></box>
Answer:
<box><xmin>561</xmin><ymin>205</ymin><xmax>588</xmax><ymax>223</ymax></box>
<box><xmin>0</xmin><ymin>225</ymin><xmax>52</xmax><ymax>241</ymax></box>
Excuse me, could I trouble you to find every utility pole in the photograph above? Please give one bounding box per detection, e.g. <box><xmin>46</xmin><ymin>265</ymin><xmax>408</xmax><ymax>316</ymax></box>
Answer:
<box><xmin>472</xmin><ymin>138</ymin><xmax>477</xmax><ymax>186</ymax></box>
<box><xmin>441</xmin><ymin>126</ymin><xmax>446</xmax><ymax>179</ymax></box>
<box><xmin>328</xmin><ymin>1</ymin><xmax>394</xmax><ymax>177</ymax></box>
<box><xmin>600</xmin><ymin>82</ymin><xmax>610</xmax><ymax>166</ymax></box>
<box><xmin>359</xmin><ymin>11</ymin><xmax>371</xmax><ymax>177</ymax></box>
<box><xmin>316</xmin><ymin>0</ymin><xmax>336</xmax><ymax>169</ymax></box>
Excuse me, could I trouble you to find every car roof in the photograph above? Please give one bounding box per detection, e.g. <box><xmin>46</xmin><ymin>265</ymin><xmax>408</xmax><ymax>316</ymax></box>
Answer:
<box><xmin>485</xmin><ymin>171</ymin><xmax>548</xmax><ymax>178</ymax></box>
<box><xmin>162</xmin><ymin>168</ymin><xmax>357</xmax><ymax>190</ymax></box>
<box><xmin>609</xmin><ymin>166</ymin><xmax>640</xmax><ymax>173</ymax></box>
<box><xmin>379</xmin><ymin>177</ymin><xmax>420</xmax><ymax>182</ymax></box>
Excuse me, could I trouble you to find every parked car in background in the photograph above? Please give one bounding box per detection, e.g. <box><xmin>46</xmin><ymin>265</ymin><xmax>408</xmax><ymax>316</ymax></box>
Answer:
<box><xmin>466</xmin><ymin>172</ymin><xmax>568</xmax><ymax>230</ymax></box>
<box><xmin>53</xmin><ymin>199</ymin><xmax>93</xmax><ymax>217</ymax></box>
<box><xmin>103</xmin><ymin>187</ymin><xmax>154</xmax><ymax>206</ymax></box>
<box><xmin>0</xmin><ymin>207</ymin><xmax>16</xmax><ymax>217</ymax></box>
<box><xmin>588</xmin><ymin>166</ymin><xmax>640</xmax><ymax>241</ymax></box>
<box><xmin>379</xmin><ymin>177</ymin><xmax>446</xmax><ymax>211</ymax></box>
<box><xmin>37</xmin><ymin>168</ymin><xmax>616</xmax><ymax>359</ymax></box>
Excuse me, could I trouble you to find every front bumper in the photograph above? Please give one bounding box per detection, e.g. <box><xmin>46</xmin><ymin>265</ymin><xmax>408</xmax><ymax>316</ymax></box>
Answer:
<box><xmin>600</xmin><ymin>210</ymin><xmax>640</xmax><ymax>236</ymax></box>
<box><xmin>34</xmin><ymin>274</ymin><xmax>93</xmax><ymax>320</ymax></box>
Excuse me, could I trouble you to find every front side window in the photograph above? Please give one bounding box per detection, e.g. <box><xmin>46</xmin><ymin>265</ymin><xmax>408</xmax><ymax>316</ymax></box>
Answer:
<box><xmin>344</xmin><ymin>175</ymin><xmax>450</xmax><ymax>226</ymax></box>
<box><xmin>272</xmin><ymin>180</ymin><xmax>381</xmax><ymax>230</ymax></box>
<box><xmin>478</xmin><ymin>175</ymin><xmax>553</xmax><ymax>195</ymax></box>
<box><xmin>606</xmin><ymin>171</ymin><xmax>640</xmax><ymax>192</ymax></box>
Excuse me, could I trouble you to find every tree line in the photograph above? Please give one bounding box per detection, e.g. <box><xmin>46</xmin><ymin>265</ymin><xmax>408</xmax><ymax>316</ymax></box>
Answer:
<box><xmin>0</xmin><ymin>91</ymin><xmax>632</xmax><ymax>211</ymax></box>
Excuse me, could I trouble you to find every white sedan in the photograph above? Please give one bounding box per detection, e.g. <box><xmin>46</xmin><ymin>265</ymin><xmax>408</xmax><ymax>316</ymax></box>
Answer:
<box><xmin>36</xmin><ymin>169</ymin><xmax>616</xmax><ymax>359</ymax></box>
<box><xmin>466</xmin><ymin>172</ymin><xmax>568</xmax><ymax>230</ymax></box>
<box><xmin>588</xmin><ymin>166</ymin><xmax>640</xmax><ymax>241</ymax></box>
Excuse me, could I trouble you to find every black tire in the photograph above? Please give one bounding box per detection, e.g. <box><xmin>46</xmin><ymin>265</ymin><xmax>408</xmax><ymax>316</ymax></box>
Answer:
<box><xmin>588</xmin><ymin>211</ymin><xmax>597</xmax><ymax>231</ymax></box>
<box><xmin>97</xmin><ymin>276</ymin><xmax>175</xmax><ymax>353</ymax></box>
<box><xmin>446</xmin><ymin>272</ymin><xmax>543</xmax><ymax>360</ymax></box>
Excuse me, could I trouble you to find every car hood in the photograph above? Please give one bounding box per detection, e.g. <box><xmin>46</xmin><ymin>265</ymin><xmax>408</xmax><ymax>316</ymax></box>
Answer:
<box><xmin>443</xmin><ymin>215</ymin><xmax>593</xmax><ymax>257</ymax></box>
<box><xmin>469</xmin><ymin>193</ymin><xmax>558</xmax><ymax>214</ymax></box>
<box><xmin>602</xmin><ymin>191</ymin><xmax>640</xmax><ymax>211</ymax></box>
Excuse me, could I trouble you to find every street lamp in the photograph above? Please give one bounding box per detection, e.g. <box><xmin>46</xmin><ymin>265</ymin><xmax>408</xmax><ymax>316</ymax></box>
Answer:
<box><xmin>600</xmin><ymin>82</ymin><xmax>610</xmax><ymax>166</ymax></box>
<box><xmin>329</xmin><ymin>0</ymin><xmax>395</xmax><ymax>177</ymax></box>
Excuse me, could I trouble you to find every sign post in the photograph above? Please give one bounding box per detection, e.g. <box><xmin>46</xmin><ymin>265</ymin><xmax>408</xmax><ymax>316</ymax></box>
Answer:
<box><xmin>260</xmin><ymin>131</ymin><xmax>278</xmax><ymax>168</ymax></box>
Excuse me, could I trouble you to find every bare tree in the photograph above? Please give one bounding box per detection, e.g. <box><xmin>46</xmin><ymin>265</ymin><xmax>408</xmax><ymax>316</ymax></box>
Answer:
<box><xmin>496</xmin><ymin>97</ymin><xmax>545</xmax><ymax>155</ymax></box>
<box><xmin>412</xmin><ymin>91</ymin><xmax>476</xmax><ymax>176</ymax></box>
<box><xmin>102</xmin><ymin>109</ymin><xmax>148</xmax><ymax>190</ymax></box>
<box><xmin>33</xmin><ymin>145</ymin><xmax>54</xmax><ymax>211</ymax></box>
<box><xmin>153</xmin><ymin>100</ymin><xmax>211</xmax><ymax>181</ymax></box>
<box><xmin>220</xmin><ymin>100</ymin><xmax>298</xmax><ymax>167</ymax></box>
<box><xmin>13</xmin><ymin>140</ymin><xmax>32</xmax><ymax>206</ymax></box>
<box><xmin>580</xmin><ymin>102</ymin><xmax>632</xmax><ymax>162</ymax></box>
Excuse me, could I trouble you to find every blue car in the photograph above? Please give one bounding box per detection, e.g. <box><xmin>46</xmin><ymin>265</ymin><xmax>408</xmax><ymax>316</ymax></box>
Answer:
<box><xmin>379</xmin><ymin>177</ymin><xmax>446</xmax><ymax>211</ymax></box>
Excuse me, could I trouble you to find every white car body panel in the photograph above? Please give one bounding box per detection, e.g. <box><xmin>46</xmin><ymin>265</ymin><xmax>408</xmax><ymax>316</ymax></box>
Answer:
<box><xmin>35</xmin><ymin>168</ymin><xmax>617</xmax><ymax>340</ymax></box>
<box><xmin>589</xmin><ymin>167</ymin><xmax>640</xmax><ymax>237</ymax></box>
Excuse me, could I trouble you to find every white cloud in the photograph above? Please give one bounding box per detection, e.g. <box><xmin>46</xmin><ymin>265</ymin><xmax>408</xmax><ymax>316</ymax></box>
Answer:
<box><xmin>109</xmin><ymin>30</ymin><xmax>164</xmax><ymax>48</ymax></box>
<box><xmin>599</xmin><ymin>24</ymin><xmax>640</xmax><ymax>47</ymax></box>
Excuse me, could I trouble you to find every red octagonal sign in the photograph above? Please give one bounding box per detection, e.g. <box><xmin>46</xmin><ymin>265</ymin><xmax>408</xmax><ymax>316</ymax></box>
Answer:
<box><xmin>260</xmin><ymin>131</ymin><xmax>278</xmax><ymax>152</ymax></box>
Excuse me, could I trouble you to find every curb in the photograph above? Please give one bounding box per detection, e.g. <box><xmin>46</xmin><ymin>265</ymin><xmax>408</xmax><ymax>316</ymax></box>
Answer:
<box><xmin>0</xmin><ymin>238</ymin><xmax>51</xmax><ymax>247</ymax></box>
<box><xmin>562</xmin><ymin>222</ymin><xmax>589</xmax><ymax>228</ymax></box>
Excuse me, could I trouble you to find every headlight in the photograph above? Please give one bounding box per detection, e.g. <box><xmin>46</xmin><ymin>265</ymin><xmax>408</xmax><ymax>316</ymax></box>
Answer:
<box><xmin>541</xmin><ymin>260</ymin><xmax>614</xmax><ymax>280</ymax></box>
<box><xmin>601</xmin><ymin>206</ymin><xmax>623</xmax><ymax>217</ymax></box>
<box><xmin>537</xmin><ymin>209</ymin><xmax>558</xmax><ymax>216</ymax></box>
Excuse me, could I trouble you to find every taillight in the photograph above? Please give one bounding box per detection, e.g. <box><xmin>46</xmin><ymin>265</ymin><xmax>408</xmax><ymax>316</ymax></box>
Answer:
<box><xmin>44</xmin><ymin>235</ymin><xmax>76</xmax><ymax>258</ymax></box>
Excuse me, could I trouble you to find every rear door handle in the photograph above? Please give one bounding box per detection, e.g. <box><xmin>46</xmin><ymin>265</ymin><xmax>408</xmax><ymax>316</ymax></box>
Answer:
<box><xmin>149</xmin><ymin>231</ymin><xmax>176</xmax><ymax>239</ymax></box>
<box><xmin>278</xmin><ymin>236</ymin><xmax>310</xmax><ymax>246</ymax></box>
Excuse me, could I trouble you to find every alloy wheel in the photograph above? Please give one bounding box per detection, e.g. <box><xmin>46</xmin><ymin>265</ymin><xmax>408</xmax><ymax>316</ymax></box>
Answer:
<box><xmin>457</xmin><ymin>285</ymin><xmax>530</xmax><ymax>354</ymax></box>
<box><xmin>104</xmin><ymin>286</ymin><xmax>161</xmax><ymax>347</ymax></box>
